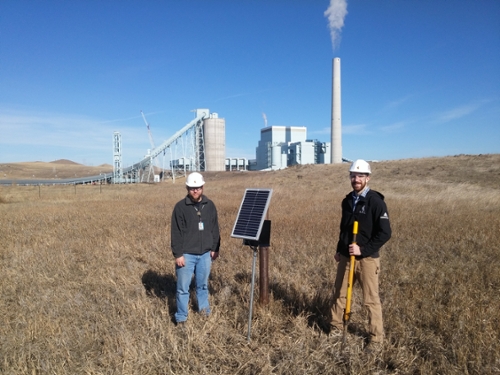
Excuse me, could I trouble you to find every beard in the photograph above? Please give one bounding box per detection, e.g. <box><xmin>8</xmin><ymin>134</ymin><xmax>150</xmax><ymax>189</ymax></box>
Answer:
<box><xmin>188</xmin><ymin>190</ymin><xmax>203</xmax><ymax>202</ymax></box>
<box><xmin>351</xmin><ymin>180</ymin><xmax>367</xmax><ymax>194</ymax></box>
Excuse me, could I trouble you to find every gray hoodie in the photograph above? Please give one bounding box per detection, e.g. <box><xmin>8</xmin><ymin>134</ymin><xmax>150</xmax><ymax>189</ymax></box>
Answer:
<box><xmin>171</xmin><ymin>195</ymin><xmax>220</xmax><ymax>258</ymax></box>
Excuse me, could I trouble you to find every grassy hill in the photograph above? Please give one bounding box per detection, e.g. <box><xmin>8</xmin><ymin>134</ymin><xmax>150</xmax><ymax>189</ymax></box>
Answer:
<box><xmin>0</xmin><ymin>160</ymin><xmax>112</xmax><ymax>180</ymax></box>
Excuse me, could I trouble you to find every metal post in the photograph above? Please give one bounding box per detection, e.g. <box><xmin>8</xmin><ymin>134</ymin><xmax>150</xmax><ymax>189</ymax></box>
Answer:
<box><xmin>171</xmin><ymin>147</ymin><xmax>175</xmax><ymax>184</ymax></box>
<box><xmin>259</xmin><ymin>245</ymin><xmax>269</xmax><ymax>305</ymax></box>
<box><xmin>247</xmin><ymin>246</ymin><xmax>258</xmax><ymax>342</ymax></box>
<box><xmin>259</xmin><ymin>216</ymin><xmax>271</xmax><ymax>306</ymax></box>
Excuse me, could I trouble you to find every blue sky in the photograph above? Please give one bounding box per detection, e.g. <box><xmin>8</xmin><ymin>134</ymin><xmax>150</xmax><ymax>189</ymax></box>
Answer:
<box><xmin>1</xmin><ymin>0</ymin><xmax>499</xmax><ymax>166</ymax></box>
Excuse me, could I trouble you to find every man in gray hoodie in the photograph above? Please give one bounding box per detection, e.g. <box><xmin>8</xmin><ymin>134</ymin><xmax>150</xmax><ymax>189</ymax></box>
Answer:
<box><xmin>171</xmin><ymin>172</ymin><xmax>220</xmax><ymax>325</ymax></box>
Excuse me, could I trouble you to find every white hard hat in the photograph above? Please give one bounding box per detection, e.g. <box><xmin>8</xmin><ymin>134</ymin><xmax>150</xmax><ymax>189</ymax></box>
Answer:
<box><xmin>185</xmin><ymin>172</ymin><xmax>205</xmax><ymax>187</ymax></box>
<box><xmin>349</xmin><ymin>159</ymin><xmax>371</xmax><ymax>174</ymax></box>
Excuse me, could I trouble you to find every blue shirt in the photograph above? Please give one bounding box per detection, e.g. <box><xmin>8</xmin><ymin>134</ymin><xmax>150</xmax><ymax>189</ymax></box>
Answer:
<box><xmin>352</xmin><ymin>187</ymin><xmax>370</xmax><ymax>212</ymax></box>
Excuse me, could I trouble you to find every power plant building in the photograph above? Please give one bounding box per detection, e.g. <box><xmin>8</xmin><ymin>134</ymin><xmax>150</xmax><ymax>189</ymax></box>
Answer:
<box><xmin>255</xmin><ymin>126</ymin><xmax>331</xmax><ymax>170</ymax></box>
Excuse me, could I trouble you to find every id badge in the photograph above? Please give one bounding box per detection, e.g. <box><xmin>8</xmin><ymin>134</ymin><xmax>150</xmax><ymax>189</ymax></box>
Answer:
<box><xmin>198</xmin><ymin>221</ymin><xmax>204</xmax><ymax>231</ymax></box>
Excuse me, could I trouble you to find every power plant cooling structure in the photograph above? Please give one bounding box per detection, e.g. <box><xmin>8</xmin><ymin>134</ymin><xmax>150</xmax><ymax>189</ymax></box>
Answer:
<box><xmin>331</xmin><ymin>57</ymin><xmax>342</xmax><ymax>164</ymax></box>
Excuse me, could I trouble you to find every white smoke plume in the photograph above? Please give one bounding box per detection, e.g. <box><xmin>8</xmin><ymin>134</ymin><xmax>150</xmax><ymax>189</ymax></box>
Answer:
<box><xmin>262</xmin><ymin>112</ymin><xmax>268</xmax><ymax>127</ymax></box>
<box><xmin>324</xmin><ymin>0</ymin><xmax>348</xmax><ymax>51</ymax></box>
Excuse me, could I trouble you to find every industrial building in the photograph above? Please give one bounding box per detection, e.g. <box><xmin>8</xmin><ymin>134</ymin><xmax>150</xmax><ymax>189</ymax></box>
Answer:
<box><xmin>255</xmin><ymin>126</ymin><xmax>331</xmax><ymax>170</ymax></box>
<box><xmin>225</xmin><ymin>158</ymin><xmax>249</xmax><ymax>171</ymax></box>
<box><xmin>111</xmin><ymin>56</ymin><xmax>343</xmax><ymax>179</ymax></box>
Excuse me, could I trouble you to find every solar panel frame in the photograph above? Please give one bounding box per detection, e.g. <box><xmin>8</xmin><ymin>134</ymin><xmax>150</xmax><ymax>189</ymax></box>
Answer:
<box><xmin>231</xmin><ymin>188</ymin><xmax>273</xmax><ymax>241</ymax></box>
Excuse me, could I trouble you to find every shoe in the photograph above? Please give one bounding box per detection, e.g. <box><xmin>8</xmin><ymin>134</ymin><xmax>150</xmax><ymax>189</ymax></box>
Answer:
<box><xmin>364</xmin><ymin>342</ymin><xmax>382</xmax><ymax>354</ymax></box>
<box><xmin>177</xmin><ymin>321</ymin><xmax>186</xmax><ymax>329</ymax></box>
<box><xmin>199</xmin><ymin>309</ymin><xmax>210</xmax><ymax>318</ymax></box>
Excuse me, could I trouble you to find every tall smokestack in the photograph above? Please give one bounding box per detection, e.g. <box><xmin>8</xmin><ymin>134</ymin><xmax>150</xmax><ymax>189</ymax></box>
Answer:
<box><xmin>331</xmin><ymin>57</ymin><xmax>342</xmax><ymax>163</ymax></box>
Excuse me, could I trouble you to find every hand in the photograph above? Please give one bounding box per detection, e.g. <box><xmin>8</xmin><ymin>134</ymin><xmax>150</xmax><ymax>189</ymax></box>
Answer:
<box><xmin>211</xmin><ymin>251</ymin><xmax>219</xmax><ymax>261</ymax></box>
<box><xmin>334</xmin><ymin>253</ymin><xmax>341</xmax><ymax>262</ymax></box>
<box><xmin>349</xmin><ymin>243</ymin><xmax>361</xmax><ymax>256</ymax></box>
<box><xmin>175</xmin><ymin>256</ymin><xmax>185</xmax><ymax>267</ymax></box>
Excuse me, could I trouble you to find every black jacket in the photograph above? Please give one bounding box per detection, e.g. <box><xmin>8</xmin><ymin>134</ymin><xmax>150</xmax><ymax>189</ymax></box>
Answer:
<box><xmin>336</xmin><ymin>189</ymin><xmax>391</xmax><ymax>259</ymax></box>
<box><xmin>171</xmin><ymin>195</ymin><xmax>220</xmax><ymax>259</ymax></box>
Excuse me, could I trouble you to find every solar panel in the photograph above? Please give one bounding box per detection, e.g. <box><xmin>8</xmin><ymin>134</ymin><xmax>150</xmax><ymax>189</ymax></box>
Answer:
<box><xmin>231</xmin><ymin>188</ymin><xmax>273</xmax><ymax>241</ymax></box>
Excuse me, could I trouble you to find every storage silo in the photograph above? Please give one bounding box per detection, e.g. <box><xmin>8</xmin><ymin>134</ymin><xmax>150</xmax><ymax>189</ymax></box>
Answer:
<box><xmin>203</xmin><ymin>113</ymin><xmax>226</xmax><ymax>171</ymax></box>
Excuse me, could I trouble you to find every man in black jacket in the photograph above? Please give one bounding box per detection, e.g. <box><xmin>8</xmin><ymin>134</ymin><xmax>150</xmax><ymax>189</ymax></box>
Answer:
<box><xmin>330</xmin><ymin>160</ymin><xmax>391</xmax><ymax>352</ymax></box>
<box><xmin>171</xmin><ymin>172</ymin><xmax>220</xmax><ymax>325</ymax></box>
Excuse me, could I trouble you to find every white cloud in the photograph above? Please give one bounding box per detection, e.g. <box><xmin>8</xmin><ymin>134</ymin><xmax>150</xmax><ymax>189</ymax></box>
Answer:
<box><xmin>382</xmin><ymin>95</ymin><xmax>412</xmax><ymax>112</ymax></box>
<box><xmin>434</xmin><ymin>102</ymin><xmax>482</xmax><ymax>123</ymax></box>
<box><xmin>381</xmin><ymin>121</ymin><xmax>406</xmax><ymax>133</ymax></box>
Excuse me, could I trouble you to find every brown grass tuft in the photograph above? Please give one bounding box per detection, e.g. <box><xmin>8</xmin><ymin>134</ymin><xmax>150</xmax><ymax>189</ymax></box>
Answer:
<box><xmin>1</xmin><ymin>154</ymin><xmax>499</xmax><ymax>374</ymax></box>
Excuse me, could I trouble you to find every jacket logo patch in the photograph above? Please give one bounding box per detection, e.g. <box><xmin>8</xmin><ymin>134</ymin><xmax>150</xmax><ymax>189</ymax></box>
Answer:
<box><xmin>381</xmin><ymin>212</ymin><xmax>389</xmax><ymax>219</ymax></box>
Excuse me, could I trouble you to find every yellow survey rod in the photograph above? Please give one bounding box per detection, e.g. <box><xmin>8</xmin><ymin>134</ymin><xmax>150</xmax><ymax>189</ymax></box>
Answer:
<box><xmin>343</xmin><ymin>221</ymin><xmax>358</xmax><ymax>343</ymax></box>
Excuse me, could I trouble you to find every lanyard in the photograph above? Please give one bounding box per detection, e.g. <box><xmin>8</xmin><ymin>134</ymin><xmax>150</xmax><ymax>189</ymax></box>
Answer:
<box><xmin>193</xmin><ymin>203</ymin><xmax>204</xmax><ymax>221</ymax></box>
<box><xmin>194</xmin><ymin>203</ymin><xmax>205</xmax><ymax>231</ymax></box>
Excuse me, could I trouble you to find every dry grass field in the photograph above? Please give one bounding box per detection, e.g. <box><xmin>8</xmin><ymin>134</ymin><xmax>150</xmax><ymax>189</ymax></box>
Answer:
<box><xmin>1</xmin><ymin>154</ymin><xmax>499</xmax><ymax>375</ymax></box>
